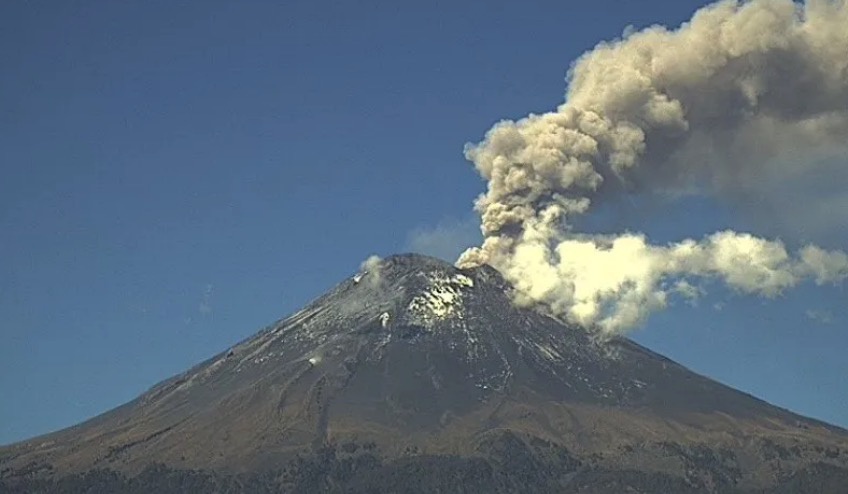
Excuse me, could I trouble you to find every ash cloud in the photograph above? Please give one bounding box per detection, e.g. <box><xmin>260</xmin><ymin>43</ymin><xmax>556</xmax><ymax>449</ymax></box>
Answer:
<box><xmin>459</xmin><ymin>0</ymin><xmax>848</xmax><ymax>334</ymax></box>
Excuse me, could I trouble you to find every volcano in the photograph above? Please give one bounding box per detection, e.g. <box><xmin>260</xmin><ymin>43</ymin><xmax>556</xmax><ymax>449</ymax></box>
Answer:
<box><xmin>2</xmin><ymin>254</ymin><xmax>847</xmax><ymax>493</ymax></box>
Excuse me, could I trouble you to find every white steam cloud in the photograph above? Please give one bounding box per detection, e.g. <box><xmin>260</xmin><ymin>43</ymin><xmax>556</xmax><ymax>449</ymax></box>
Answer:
<box><xmin>459</xmin><ymin>0</ymin><xmax>848</xmax><ymax>334</ymax></box>
<box><xmin>359</xmin><ymin>255</ymin><xmax>384</xmax><ymax>288</ymax></box>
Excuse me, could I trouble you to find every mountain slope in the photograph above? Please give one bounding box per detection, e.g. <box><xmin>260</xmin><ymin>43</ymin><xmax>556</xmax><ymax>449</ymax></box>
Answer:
<box><xmin>2</xmin><ymin>254</ymin><xmax>847</xmax><ymax>493</ymax></box>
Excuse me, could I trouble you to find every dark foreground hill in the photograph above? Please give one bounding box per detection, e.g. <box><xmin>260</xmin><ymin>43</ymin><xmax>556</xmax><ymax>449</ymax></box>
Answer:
<box><xmin>2</xmin><ymin>254</ymin><xmax>847</xmax><ymax>493</ymax></box>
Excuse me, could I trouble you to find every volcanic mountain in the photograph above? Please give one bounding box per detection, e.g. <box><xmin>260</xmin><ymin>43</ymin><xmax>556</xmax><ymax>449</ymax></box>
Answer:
<box><xmin>2</xmin><ymin>254</ymin><xmax>848</xmax><ymax>493</ymax></box>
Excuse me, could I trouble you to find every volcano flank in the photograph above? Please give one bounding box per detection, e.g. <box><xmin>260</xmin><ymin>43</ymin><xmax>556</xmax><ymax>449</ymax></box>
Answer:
<box><xmin>2</xmin><ymin>254</ymin><xmax>847</xmax><ymax>493</ymax></box>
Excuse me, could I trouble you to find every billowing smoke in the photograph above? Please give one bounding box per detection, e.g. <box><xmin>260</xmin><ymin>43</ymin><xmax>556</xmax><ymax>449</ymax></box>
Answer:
<box><xmin>458</xmin><ymin>0</ymin><xmax>848</xmax><ymax>334</ymax></box>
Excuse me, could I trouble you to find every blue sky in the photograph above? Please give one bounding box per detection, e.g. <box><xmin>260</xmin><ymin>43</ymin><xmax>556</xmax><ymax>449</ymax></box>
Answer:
<box><xmin>2</xmin><ymin>0</ymin><xmax>846</xmax><ymax>445</ymax></box>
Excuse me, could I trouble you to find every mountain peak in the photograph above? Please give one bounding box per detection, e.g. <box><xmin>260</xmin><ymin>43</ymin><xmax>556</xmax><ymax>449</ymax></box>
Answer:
<box><xmin>300</xmin><ymin>252</ymin><xmax>513</xmax><ymax>344</ymax></box>
<box><xmin>377</xmin><ymin>252</ymin><xmax>458</xmax><ymax>271</ymax></box>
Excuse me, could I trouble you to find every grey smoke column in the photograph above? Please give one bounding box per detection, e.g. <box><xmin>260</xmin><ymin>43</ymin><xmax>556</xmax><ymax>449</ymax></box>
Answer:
<box><xmin>459</xmin><ymin>0</ymin><xmax>848</xmax><ymax>333</ymax></box>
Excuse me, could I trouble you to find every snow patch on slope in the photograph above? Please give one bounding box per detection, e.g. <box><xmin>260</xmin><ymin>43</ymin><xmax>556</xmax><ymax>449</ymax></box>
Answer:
<box><xmin>407</xmin><ymin>272</ymin><xmax>474</xmax><ymax>327</ymax></box>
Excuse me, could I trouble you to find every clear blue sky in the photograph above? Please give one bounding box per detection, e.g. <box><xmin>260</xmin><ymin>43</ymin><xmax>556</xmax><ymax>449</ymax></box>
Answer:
<box><xmin>2</xmin><ymin>0</ymin><xmax>846</xmax><ymax>445</ymax></box>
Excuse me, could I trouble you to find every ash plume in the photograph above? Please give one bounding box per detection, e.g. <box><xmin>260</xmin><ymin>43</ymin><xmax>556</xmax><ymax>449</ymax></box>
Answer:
<box><xmin>458</xmin><ymin>0</ymin><xmax>848</xmax><ymax>334</ymax></box>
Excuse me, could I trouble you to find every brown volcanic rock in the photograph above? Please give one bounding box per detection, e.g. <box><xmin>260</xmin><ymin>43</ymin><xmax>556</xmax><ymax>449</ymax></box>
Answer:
<box><xmin>2</xmin><ymin>254</ymin><xmax>847</xmax><ymax>493</ymax></box>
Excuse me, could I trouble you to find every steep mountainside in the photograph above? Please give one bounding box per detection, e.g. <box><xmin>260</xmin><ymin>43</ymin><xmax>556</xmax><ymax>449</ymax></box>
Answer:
<box><xmin>2</xmin><ymin>254</ymin><xmax>847</xmax><ymax>493</ymax></box>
